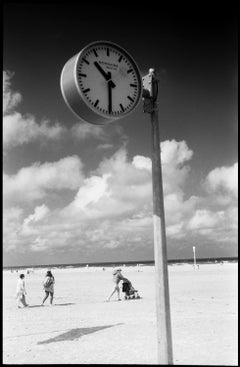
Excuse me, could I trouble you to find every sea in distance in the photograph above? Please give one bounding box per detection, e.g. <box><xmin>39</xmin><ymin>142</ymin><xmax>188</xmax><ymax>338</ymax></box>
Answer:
<box><xmin>3</xmin><ymin>257</ymin><xmax>238</xmax><ymax>271</ymax></box>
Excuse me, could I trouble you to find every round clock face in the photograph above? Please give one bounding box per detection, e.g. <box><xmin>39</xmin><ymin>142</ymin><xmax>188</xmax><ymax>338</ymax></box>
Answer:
<box><xmin>75</xmin><ymin>41</ymin><xmax>142</xmax><ymax>119</ymax></box>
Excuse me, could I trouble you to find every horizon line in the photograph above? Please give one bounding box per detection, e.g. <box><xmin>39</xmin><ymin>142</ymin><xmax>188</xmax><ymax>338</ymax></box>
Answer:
<box><xmin>3</xmin><ymin>256</ymin><xmax>238</xmax><ymax>269</ymax></box>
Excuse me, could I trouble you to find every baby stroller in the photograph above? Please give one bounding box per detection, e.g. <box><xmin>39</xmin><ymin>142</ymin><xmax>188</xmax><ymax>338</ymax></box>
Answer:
<box><xmin>122</xmin><ymin>279</ymin><xmax>140</xmax><ymax>300</ymax></box>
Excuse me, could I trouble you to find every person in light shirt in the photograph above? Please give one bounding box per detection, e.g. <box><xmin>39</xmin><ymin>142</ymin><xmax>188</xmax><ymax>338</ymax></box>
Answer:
<box><xmin>16</xmin><ymin>274</ymin><xmax>28</xmax><ymax>308</ymax></box>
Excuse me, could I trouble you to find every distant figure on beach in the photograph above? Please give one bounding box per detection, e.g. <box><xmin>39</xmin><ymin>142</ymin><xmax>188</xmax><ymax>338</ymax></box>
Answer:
<box><xmin>107</xmin><ymin>268</ymin><xmax>128</xmax><ymax>302</ymax></box>
<box><xmin>41</xmin><ymin>270</ymin><xmax>55</xmax><ymax>306</ymax></box>
<box><xmin>16</xmin><ymin>274</ymin><xmax>28</xmax><ymax>308</ymax></box>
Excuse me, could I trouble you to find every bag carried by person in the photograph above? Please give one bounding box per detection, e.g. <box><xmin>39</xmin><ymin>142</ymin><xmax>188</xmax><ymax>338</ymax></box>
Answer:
<box><xmin>44</xmin><ymin>277</ymin><xmax>53</xmax><ymax>287</ymax></box>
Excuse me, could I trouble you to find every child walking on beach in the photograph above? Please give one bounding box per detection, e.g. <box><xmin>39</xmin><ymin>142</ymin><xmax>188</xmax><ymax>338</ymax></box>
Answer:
<box><xmin>16</xmin><ymin>274</ymin><xmax>28</xmax><ymax>308</ymax></box>
<box><xmin>41</xmin><ymin>270</ymin><xmax>55</xmax><ymax>306</ymax></box>
<box><xmin>107</xmin><ymin>269</ymin><xmax>128</xmax><ymax>302</ymax></box>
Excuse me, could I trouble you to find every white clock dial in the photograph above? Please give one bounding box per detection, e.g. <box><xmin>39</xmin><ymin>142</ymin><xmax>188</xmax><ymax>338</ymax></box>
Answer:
<box><xmin>61</xmin><ymin>41</ymin><xmax>142</xmax><ymax>125</ymax></box>
<box><xmin>77</xmin><ymin>43</ymin><xmax>142</xmax><ymax>116</ymax></box>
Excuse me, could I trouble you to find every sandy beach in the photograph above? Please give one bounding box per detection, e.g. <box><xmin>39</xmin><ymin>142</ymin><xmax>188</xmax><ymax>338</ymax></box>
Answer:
<box><xmin>3</xmin><ymin>262</ymin><xmax>238</xmax><ymax>365</ymax></box>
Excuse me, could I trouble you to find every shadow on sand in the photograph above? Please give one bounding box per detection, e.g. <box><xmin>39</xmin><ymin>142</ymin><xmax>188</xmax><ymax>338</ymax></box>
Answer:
<box><xmin>53</xmin><ymin>303</ymin><xmax>75</xmax><ymax>307</ymax></box>
<box><xmin>37</xmin><ymin>323</ymin><xmax>123</xmax><ymax>344</ymax></box>
<box><xmin>28</xmin><ymin>303</ymin><xmax>75</xmax><ymax>308</ymax></box>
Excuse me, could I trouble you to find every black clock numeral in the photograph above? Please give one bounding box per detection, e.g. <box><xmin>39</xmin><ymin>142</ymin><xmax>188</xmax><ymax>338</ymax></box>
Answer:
<box><xmin>130</xmin><ymin>83</ymin><xmax>137</xmax><ymax>88</ymax></box>
<box><xmin>94</xmin><ymin>99</ymin><xmax>99</xmax><ymax>107</ymax></box>
<box><xmin>118</xmin><ymin>55</ymin><xmax>123</xmax><ymax>62</ymax></box>
<box><xmin>93</xmin><ymin>48</ymin><xmax>98</xmax><ymax>57</ymax></box>
<box><xmin>83</xmin><ymin>88</ymin><xmax>90</xmax><ymax>93</ymax></box>
<box><xmin>79</xmin><ymin>73</ymin><xmax>87</xmax><ymax>77</ymax></box>
<box><xmin>120</xmin><ymin>104</ymin><xmax>125</xmax><ymax>112</ymax></box>
<box><xmin>127</xmin><ymin>68</ymin><xmax>133</xmax><ymax>74</ymax></box>
<box><xmin>82</xmin><ymin>58</ymin><xmax>90</xmax><ymax>65</ymax></box>
<box><xmin>107</xmin><ymin>48</ymin><xmax>110</xmax><ymax>56</ymax></box>
<box><xmin>127</xmin><ymin>96</ymin><xmax>134</xmax><ymax>102</ymax></box>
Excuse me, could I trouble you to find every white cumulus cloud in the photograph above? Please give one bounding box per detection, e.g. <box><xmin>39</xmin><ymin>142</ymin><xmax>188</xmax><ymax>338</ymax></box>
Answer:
<box><xmin>161</xmin><ymin>139</ymin><xmax>193</xmax><ymax>165</ymax></box>
<box><xmin>71</xmin><ymin>174</ymin><xmax>111</xmax><ymax>210</ymax></box>
<box><xmin>133</xmin><ymin>155</ymin><xmax>151</xmax><ymax>170</ymax></box>
<box><xmin>3</xmin><ymin>140</ymin><xmax>238</xmax><ymax>258</ymax></box>
<box><xmin>21</xmin><ymin>204</ymin><xmax>50</xmax><ymax>236</ymax></box>
<box><xmin>3</xmin><ymin>70</ymin><xmax>22</xmax><ymax>114</ymax></box>
<box><xmin>187</xmin><ymin>209</ymin><xmax>224</xmax><ymax>230</ymax></box>
<box><xmin>71</xmin><ymin>123</ymin><xmax>107</xmax><ymax>140</ymax></box>
<box><xmin>3</xmin><ymin>156</ymin><xmax>84</xmax><ymax>204</ymax></box>
<box><xmin>3</xmin><ymin>70</ymin><xmax>66</xmax><ymax>149</ymax></box>
<box><xmin>205</xmin><ymin>162</ymin><xmax>238</xmax><ymax>197</ymax></box>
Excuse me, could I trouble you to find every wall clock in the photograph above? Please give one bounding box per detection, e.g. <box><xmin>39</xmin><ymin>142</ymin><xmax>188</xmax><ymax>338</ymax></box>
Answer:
<box><xmin>60</xmin><ymin>41</ymin><xmax>143</xmax><ymax>124</ymax></box>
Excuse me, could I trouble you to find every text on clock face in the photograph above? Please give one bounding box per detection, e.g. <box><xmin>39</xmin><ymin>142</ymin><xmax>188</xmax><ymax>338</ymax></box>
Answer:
<box><xmin>78</xmin><ymin>49</ymin><xmax>138</xmax><ymax>78</ymax></box>
<box><xmin>98</xmin><ymin>60</ymin><xmax>118</xmax><ymax>71</ymax></box>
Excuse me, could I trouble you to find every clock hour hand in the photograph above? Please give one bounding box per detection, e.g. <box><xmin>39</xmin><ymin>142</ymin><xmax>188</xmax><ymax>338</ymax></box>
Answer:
<box><xmin>94</xmin><ymin>61</ymin><xmax>116</xmax><ymax>87</ymax></box>
<box><xmin>94</xmin><ymin>61</ymin><xmax>110</xmax><ymax>80</ymax></box>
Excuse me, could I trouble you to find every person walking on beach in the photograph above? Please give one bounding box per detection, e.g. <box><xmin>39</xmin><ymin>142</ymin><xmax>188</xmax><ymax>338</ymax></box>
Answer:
<box><xmin>16</xmin><ymin>274</ymin><xmax>28</xmax><ymax>308</ymax></box>
<box><xmin>107</xmin><ymin>268</ymin><xmax>128</xmax><ymax>302</ymax></box>
<box><xmin>41</xmin><ymin>270</ymin><xmax>55</xmax><ymax>306</ymax></box>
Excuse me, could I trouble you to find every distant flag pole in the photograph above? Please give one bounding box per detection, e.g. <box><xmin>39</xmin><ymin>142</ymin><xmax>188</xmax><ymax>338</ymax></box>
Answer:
<box><xmin>142</xmin><ymin>69</ymin><xmax>173</xmax><ymax>364</ymax></box>
<box><xmin>193</xmin><ymin>246</ymin><xmax>197</xmax><ymax>269</ymax></box>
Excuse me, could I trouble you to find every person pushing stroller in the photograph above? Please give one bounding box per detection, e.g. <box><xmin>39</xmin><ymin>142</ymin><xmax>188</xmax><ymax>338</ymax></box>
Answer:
<box><xmin>107</xmin><ymin>268</ymin><xmax>127</xmax><ymax>301</ymax></box>
<box><xmin>107</xmin><ymin>268</ymin><xmax>140</xmax><ymax>301</ymax></box>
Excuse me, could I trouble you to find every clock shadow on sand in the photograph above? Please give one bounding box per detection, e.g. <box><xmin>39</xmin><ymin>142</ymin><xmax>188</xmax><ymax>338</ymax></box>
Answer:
<box><xmin>37</xmin><ymin>323</ymin><xmax>124</xmax><ymax>344</ymax></box>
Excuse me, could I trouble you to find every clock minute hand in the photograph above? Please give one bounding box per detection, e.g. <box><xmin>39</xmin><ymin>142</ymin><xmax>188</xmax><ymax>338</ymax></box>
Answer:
<box><xmin>108</xmin><ymin>79</ymin><xmax>116</xmax><ymax>114</ymax></box>
<box><xmin>108</xmin><ymin>81</ymin><xmax>113</xmax><ymax>114</ymax></box>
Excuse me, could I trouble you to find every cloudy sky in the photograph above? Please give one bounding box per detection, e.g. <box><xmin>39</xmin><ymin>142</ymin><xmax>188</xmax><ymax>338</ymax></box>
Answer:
<box><xmin>3</xmin><ymin>4</ymin><xmax>238</xmax><ymax>266</ymax></box>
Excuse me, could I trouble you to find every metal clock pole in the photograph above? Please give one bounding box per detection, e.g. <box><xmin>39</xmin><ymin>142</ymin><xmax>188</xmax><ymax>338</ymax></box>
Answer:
<box><xmin>142</xmin><ymin>69</ymin><xmax>173</xmax><ymax>365</ymax></box>
<box><xmin>193</xmin><ymin>246</ymin><xmax>197</xmax><ymax>269</ymax></box>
